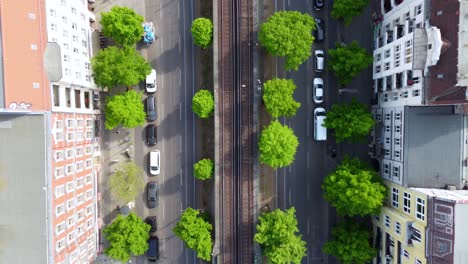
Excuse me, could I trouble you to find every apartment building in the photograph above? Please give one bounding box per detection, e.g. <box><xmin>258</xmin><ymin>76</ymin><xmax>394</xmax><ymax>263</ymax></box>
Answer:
<box><xmin>0</xmin><ymin>0</ymin><xmax>100</xmax><ymax>263</ymax></box>
<box><xmin>373</xmin><ymin>0</ymin><xmax>468</xmax><ymax>107</ymax></box>
<box><xmin>373</xmin><ymin>182</ymin><xmax>468</xmax><ymax>264</ymax></box>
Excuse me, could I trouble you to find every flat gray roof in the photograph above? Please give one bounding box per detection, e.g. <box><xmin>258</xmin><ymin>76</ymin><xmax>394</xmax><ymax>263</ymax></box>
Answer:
<box><xmin>0</xmin><ymin>114</ymin><xmax>49</xmax><ymax>263</ymax></box>
<box><xmin>403</xmin><ymin>105</ymin><xmax>464</xmax><ymax>188</ymax></box>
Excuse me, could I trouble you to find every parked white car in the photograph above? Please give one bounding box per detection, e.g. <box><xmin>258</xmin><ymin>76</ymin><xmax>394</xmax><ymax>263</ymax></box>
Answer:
<box><xmin>315</xmin><ymin>50</ymin><xmax>324</xmax><ymax>72</ymax></box>
<box><xmin>146</xmin><ymin>69</ymin><xmax>157</xmax><ymax>93</ymax></box>
<box><xmin>149</xmin><ymin>150</ymin><xmax>160</xmax><ymax>175</ymax></box>
<box><xmin>313</xmin><ymin>77</ymin><xmax>324</xmax><ymax>104</ymax></box>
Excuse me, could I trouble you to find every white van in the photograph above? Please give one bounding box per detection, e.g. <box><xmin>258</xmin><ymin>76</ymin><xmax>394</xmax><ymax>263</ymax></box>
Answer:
<box><xmin>149</xmin><ymin>150</ymin><xmax>160</xmax><ymax>175</ymax></box>
<box><xmin>314</xmin><ymin>108</ymin><xmax>327</xmax><ymax>141</ymax></box>
<box><xmin>146</xmin><ymin>69</ymin><xmax>157</xmax><ymax>93</ymax></box>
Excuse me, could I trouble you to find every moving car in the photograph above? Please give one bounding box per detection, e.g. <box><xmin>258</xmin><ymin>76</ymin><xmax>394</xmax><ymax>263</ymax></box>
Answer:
<box><xmin>149</xmin><ymin>150</ymin><xmax>160</xmax><ymax>175</ymax></box>
<box><xmin>145</xmin><ymin>216</ymin><xmax>157</xmax><ymax>233</ymax></box>
<box><xmin>146</xmin><ymin>69</ymin><xmax>157</xmax><ymax>93</ymax></box>
<box><xmin>147</xmin><ymin>182</ymin><xmax>158</xmax><ymax>208</ymax></box>
<box><xmin>315</xmin><ymin>50</ymin><xmax>325</xmax><ymax>72</ymax></box>
<box><xmin>314</xmin><ymin>107</ymin><xmax>327</xmax><ymax>141</ymax></box>
<box><xmin>146</xmin><ymin>124</ymin><xmax>157</xmax><ymax>146</ymax></box>
<box><xmin>314</xmin><ymin>0</ymin><xmax>324</xmax><ymax>10</ymax></box>
<box><xmin>147</xmin><ymin>236</ymin><xmax>159</xmax><ymax>262</ymax></box>
<box><xmin>313</xmin><ymin>78</ymin><xmax>324</xmax><ymax>104</ymax></box>
<box><xmin>142</xmin><ymin>22</ymin><xmax>155</xmax><ymax>46</ymax></box>
<box><xmin>146</xmin><ymin>96</ymin><xmax>157</xmax><ymax>121</ymax></box>
<box><xmin>313</xmin><ymin>18</ymin><xmax>325</xmax><ymax>42</ymax></box>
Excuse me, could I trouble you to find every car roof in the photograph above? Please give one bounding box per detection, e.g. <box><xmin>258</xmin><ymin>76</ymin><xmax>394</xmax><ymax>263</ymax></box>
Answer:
<box><xmin>313</xmin><ymin>78</ymin><xmax>324</xmax><ymax>85</ymax></box>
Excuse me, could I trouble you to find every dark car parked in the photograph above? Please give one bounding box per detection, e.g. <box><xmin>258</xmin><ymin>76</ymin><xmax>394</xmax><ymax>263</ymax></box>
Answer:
<box><xmin>146</xmin><ymin>95</ymin><xmax>157</xmax><ymax>121</ymax></box>
<box><xmin>313</xmin><ymin>18</ymin><xmax>325</xmax><ymax>42</ymax></box>
<box><xmin>145</xmin><ymin>216</ymin><xmax>157</xmax><ymax>233</ymax></box>
<box><xmin>147</xmin><ymin>236</ymin><xmax>159</xmax><ymax>262</ymax></box>
<box><xmin>314</xmin><ymin>0</ymin><xmax>324</xmax><ymax>10</ymax></box>
<box><xmin>146</xmin><ymin>124</ymin><xmax>157</xmax><ymax>146</ymax></box>
<box><xmin>147</xmin><ymin>181</ymin><xmax>158</xmax><ymax>208</ymax></box>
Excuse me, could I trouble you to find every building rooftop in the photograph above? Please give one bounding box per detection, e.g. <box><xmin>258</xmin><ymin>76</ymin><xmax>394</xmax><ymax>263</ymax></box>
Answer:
<box><xmin>0</xmin><ymin>113</ymin><xmax>49</xmax><ymax>263</ymax></box>
<box><xmin>426</xmin><ymin>0</ymin><xmax>466</xmax><ymax>104</ymax></box>
<box><xmin>0</xmin><ymin>0</ymin><xmax>50</xmax><ymax>112</ymax></box>
<box><xmin>403</xmin><ymin>105</ymin><xmax>464</xmax><ymax>188</ymax></box>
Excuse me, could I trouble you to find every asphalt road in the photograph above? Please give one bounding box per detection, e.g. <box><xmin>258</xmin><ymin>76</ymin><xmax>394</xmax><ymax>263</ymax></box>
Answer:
<box><xmin>135</xmin><ymin>0</ymin><xmax>197</xmax><ymax>263</ymax></box>
<box><xmin>274</xmin><ymin>1</ymin><xmax>374</xmax><ymax>263</ymax></box>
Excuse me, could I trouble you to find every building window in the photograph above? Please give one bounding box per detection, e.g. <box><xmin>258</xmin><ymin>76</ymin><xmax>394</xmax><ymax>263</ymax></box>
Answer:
<box><xmin>76</xmin><ymin>131</ymin><xmax>84</xmax><ymax>141</ymax></box>
<box><xmin>413</xmin><ymin>89</ymin><xmax>420</xmax><ymax>96</ymax></box>
<box><xmin>384</xmin><ymin>215</ymin><xmax>390</xmax><ymax>227</ymax></box>
<box><xmin>77</xmin><ymin>177</ymin><xmax>85</xmax><ymax>189</ymax></box>
<box><xmin>392</xmin><ymin>188</ymin><xmax>399</xmax><ymax>207</ymax></box>
<box><xmin>384</xmin><ymin>62</ymin><xmax>390</xmax><ymax>71</ymax></box>
<box><xmin>86</xmin><ymin>131</ymin><xmax>93</xmax><ymax>140</ymax></box>
<box><xmin>403</xmin><ymin>249</ymin><xmax>409</xmax><ymax>258</ymax></box>
<box><xmin>86</xmin><ymin>174</ymin><xmax>93</xmax><ymax>185</ymax></box>
<box><xmin>402</xmin><ymin>91</ymin><xmax>408</xmax><ymax>98</ymax></box>
<box><xmin>67</xmin><ymin>216</ymin><xmax>75</xmax><ymax>228</ymax></box>
<box><xmin>55</xmin><ymin>150</ymin><xmax>64</xmax><ymax>161</ymax></box>
<box><xmin>77</xmin><ymin>193</ymin><xmax>85</xmax><ymax>205</ymax></box>
<box><xmin>395</xmin><ymin>222</ymin><xmax>401</xmax><ymax>234</ymax></box>
<box><xmin>375</xmin><ymin>65</ymin><xmax>381</xmax><ymax>73</ymax></box>
<box><xmin>66</xmin><ymin>181</ymin><xmax>74</xmax><ymax>193</ymax></box>
<box><xmin>67</xmin><ymin>132</ymin><xmax>75</xmax><ymax>142</ymax></box>
<box><xmin>395</xmin><ymin>125</ymin><xmax>401</xmax><ymax>133</ymax></box>
<box><xmin>415</xmin><ymin>259</ymin><xmax>422</xmax><ymax>264</ymax></box>
<box><xmin>385</xmin><ymin>125</ymin><xmax>390</xmax><ymax>132</ymax></box>
<box><xmin>67</xmin><ymin>198</ymin><xmax>75</xmax><ymax>210</ymax></box>
<box><xmin>385</xmin><ymin>137</ymin><xmax>390</xmax><ymax>144</ymax></box>
<box><xmin>403</xmin><ymin>192</ymin><xmax>411</xmax><ymax>213</ymax></box>
<box><xmin>385</xmin><ymin>149</ymin><xmax>390</xmax><ymax>156</ymax></box>
<box><xmin>56</xmin><ymin>238</ymin><xmax>66</xmax><ymax>252</ymax></box>
<box><xmin>395</xmin><ymin>138</ymin><xmax>400</xmax><ymax>145</ymax></box>
<box><xmin>415</xmin><ymin>4</ymin><xmax>422</xmax><ymax>15</ymax></box>
<box><xmin>395</xmin><ymin>113</ymin><xmax>401</xmax><ymax>120</ymax></box>
<box><xmin>56</xmin><ymin>221</ymin><xmax>66</xmax><ymax>235</ymax></box>
<box><xmin>76</xmin><ymin>161</ymin><xmax>84</xmax><ymax>172</ymax></box>
<box><xmin>385</xmin><ymin>113</ymin><xmax>391</xmax><ymax>120</ymax></box>
<box><xmin>76</xmin><ymin>147</ymin><xmax>84</xmax><ymax>157</ymax></box>
<box><xmin>85</xmin><ymin>145</ymin><xmax>93</xmax><ymax>155</ymax></box>
<box><xmin>55</xmin><ymin>185</ymin><xmax>65</xmax><ymax>198</ymax></box>
<box><xmin>86</xmin><ymin>189</ymin><xmax>93</xmax><ymax>200</ymax></box>
<box><xmin>395</xmin><ymin>60</ymin><xmax>400</xmax><ymax>67</ymax></box>
<box><xmin>385</xmin><ymin>49</ymin><xmax>391</xmax><ymax>58</ymax></box>
<box><xmin>416</xmin><ymin>197</ymin><xmax>425</xmax><ymax>220</ymax></box>
<box><xmin>66</xmin><ymin>164</ymin><xmax>74</xmax><ymax>175</ymax></box>
<box><xmin>376</xmin><ymin>53</ymin><xmax>381</xmax><ymax>61</ymax></box>
<box><xmin>85</xmin><ymin>159</ymin><xmax>93</xmax><ymax>169</ymax></box>
<box><xmin>413</xmin><ymin>228</ymin><xmax>422</xmax><ymax>242</ymax></box>
<box><xmin>55</xmin><ymin>167</ymin><xmax>65</xmax><ymax>179</ymax></box>
<box><xmin>384</xmin><ymin>164</ymin><xmax>390</xmax><ymax>175</ymax></box>
<box><xmin>86</xmin><ymin>205</ymin><xmax>93</xmax><ymax>216</ymax></box>
<box><xmin>77</xmin><ymin>209</ymin><xmax>85</xmax><ymax>222</ymax></box>
<box><xmin>77</xmin><ymin>224</ymin><xmax>85</xmax><ymax>236</ymax></box>
<box><xmin>394</xmin><ymin>151</ymin><xmax>401</xmax><ymax>158</ymax></box>
<box><xmin>66</xmin><ymin>149</ymin><xmax>74</xmax><ymax>160</ymax></box>
<box><xmin>68</xmin><ymin>231</ymin><xmax>75</xmax><ymax>244</ymax></box>
<box><xmin>86</xmin><ymin>218</ymin><xmax>94</xmax><ymax>230</ymax></box>
<box><xmin>56</xmin><ymin>203</ymin><xmax>65</xmax><ymax>216</ymax></box>
<box><xmin>66</xmin><ymin>119</ymin><xmax>74</xmax><ymax>128</ymax></box>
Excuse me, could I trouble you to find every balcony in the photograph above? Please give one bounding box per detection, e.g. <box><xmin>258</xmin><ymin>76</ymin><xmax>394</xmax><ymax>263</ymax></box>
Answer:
<box><xmin>386</xmin><ymin>76</ymin><xmax>393</xmax><ymax>91</ymax></box>
<box><xmin>396</xmin><ymin>25</ymin><xmax>404</xmax><ymax>39</ymax></box>
<box><xmin>386</xmin><ymin>30</ymin><xmax>394</xmax><ymax>44</ymax></box>
<box><xmin>396</xmin><ymin>73</ymin><xmax>403</xmax><ymax>89</ymax></box>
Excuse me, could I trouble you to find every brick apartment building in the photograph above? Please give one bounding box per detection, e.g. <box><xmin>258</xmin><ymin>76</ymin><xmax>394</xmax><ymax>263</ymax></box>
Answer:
<box><xmin>0</xmin><ymin>0</ymin><xmax>101</xmax><ymax>263</ymax></box>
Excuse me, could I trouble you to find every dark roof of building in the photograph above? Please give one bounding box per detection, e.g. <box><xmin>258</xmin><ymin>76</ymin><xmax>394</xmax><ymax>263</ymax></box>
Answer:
<box><xmin>403</xmin><ymin>105</ymin><xmax>464</xmax><ymax>188</ymax></box>
<box><xmin>427</xmin><ymin>0</ymin><xmax>465</xmax><ymax>104</ymax></box>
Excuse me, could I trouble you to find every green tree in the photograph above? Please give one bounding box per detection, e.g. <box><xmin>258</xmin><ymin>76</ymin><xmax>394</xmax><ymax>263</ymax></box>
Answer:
<box><xmin>328</xmin><ymin>41</ymin><xmax>373</xmax><ymax>85</ymax></box>
<box><xmin>331</xmin><ymin>0</ymin><xmax>370</xmax><ymax>26</ymax></box>
<box><xmin>194</xmin><ymin>158</ymin><xmax>214</xmax><ymax>180</ymax></box>
<box><xmin>191</xmin><ymin>18</ymin><xmax>213</xmax><ymax>48</ymax></box>
<box><xmin>322</xmin><ymin>157</ymin><xmax>386</xmax><ymax>216</ymax></box>
<box><xmin>323</xmin><ymin>98</ymin><xmax>374</xmax><ymax>142</ymax></box>
<box><xmin>91</xmin><ymin>47</ymin><xmax>151</xmax><ymax>89</ymax></box>
<box><xmin>173</xmin><ymin>208</ymin><xmax>213</xmax><ymax>261</ymax></box>
<box><xmin>259</xmin><ymin>120</ymin><xmax>299</xmax><ymax>168</ymax></box>
<box><xmin>259</xmin><ymin>11</ymin><xmax>315</xmax><ymax>71</ymax></box>
<box><xmin>103</xmin><ymin>212</ymin><xmax>151</xmax><ymax>262</ymax></box>
<box><xmin>109</xmin><ymin>161</ymin><xmax>146</xmax><ymax>203</ymax></box>
<box><xmin>104</xmin><ymin>90</ymin><xmax>146</xmax><ymax>130</ymax></box>
<box><xmin>192</xmin><ymin>89</ymin><xmax>214</xmax><ymax>118</ymax></box>
<box><xmin>100</xmin><ymin>6</ymin><xmax>144</xmax><ymax>47</ymax></box>
<box><xmin>263</xmin><ymin>78</ymin><xmax>301</xmax><ymax>118</ymax></box>
<box><xmin>324</xmin><ymin>220</ymin><xmax>377</xmax><ymax>264</ymax></box>
<box><xmin>254</xmin><ymin>207</ymin><xmax>307</xmax><ymax>264</ymax></box>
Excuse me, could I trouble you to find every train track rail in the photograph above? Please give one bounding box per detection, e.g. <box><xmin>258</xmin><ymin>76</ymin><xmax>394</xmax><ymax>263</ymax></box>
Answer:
<box><xmin>217</xmin><ymin>0</ymin><xmax>254</xmax><ymax>263</ymax></box>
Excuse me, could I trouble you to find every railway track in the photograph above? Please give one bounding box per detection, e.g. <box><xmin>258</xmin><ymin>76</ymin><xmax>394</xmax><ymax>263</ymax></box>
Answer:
<box><xmin>217</xmin><ymin>0</ymin><xmax>254</xmax><ymax>263</ymax></box>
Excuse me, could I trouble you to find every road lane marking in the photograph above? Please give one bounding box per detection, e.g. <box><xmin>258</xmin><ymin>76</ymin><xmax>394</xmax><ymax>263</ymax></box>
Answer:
<box><xmin>307</xmin><ymin>183</ymin><xmax>310</xmax><ymax>200</ymax></box>
<box><xmin>307</xmin><ymin>119</ymin><xmax>310</xmax><ymax>136</ymax></box>
<box><xmin>162</xmin><ymin>203</ymin><xmax>165</xmax><ymax>222</ymax></box>
<box><xmin>179</xmin><ymin>136</ymin><xmax>182</xmax><ymax>153</ymax></box>
<box><xmin>180</xmin><ymin>168</ymin><xmax>183</xmax><ymax>186</ymax></box>
<box><xmin>307</xmin><ymin>217</ymin><xmax>310</xmax><ymax>234</ymax></box>
<box><xmin>288</xmin><ymin>189</ymin><xmax>292</xmax><ymax>205</ymax></box>
<box><xmin>307</xmin><ymin>151</ymin><xmax>310</xmax><ymax>168</ymax></box>
<box><xmin>180</xmin><ymin>102</ymin><xmax>183</xmax><ymax>120</ymax></box>
<box><xmin>288</xmin><ymin>165</ymin><xmax>291</xmax><ymax>173</ymax></box>
<box><xmin>179</xmin><ymin>35</ymin><xmax>181</xmax><ymax>54</ymax></box>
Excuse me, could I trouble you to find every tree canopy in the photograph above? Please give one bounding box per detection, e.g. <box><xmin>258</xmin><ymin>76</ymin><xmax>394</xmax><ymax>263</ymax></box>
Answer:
<box><xmin>193</xmin><ymin>158</ymin><xmax>214</xmax><ymax>180</ymax></box>
<box><xmin>173</xmin><ymin>207</ymin><xmax>213</xmax><ymax>261</ymax></box>
<box><xmin>263</xmin><ymin>78</ymin><xmax>301</xmax><ymax>118</ymax></box>
<box><xmin>109</xmin><ymin>161</ymin><xmax>146</xmax><ymax>203</ymax></box>
<box><xmin>322</xmin><ymin>157</ymin><xmax>386</xmax><ymax>216</ymax></box>
<box><xmin>323</xmin><ymin>220</ymin><xmax>377</xmax><ymax>264</ymax></box>
<box><xmin>328</xmin><ymin>41</ymin><xmax>373</xmax><ymax>85</ymax></box>
<box><xmin>91</xmin><ymin>46</ymin><xmax>151</xmax><ymax>89</ymax></box>
<box><xmin>259</xmin><ymin>120</ymin><xmax>299</xmax><ymax>168</ymax></box>
<box><xmin>100</xmin><ymin>6</ymin><xmax>144</xmax><ymax>47</ymax></box>
<box><xmin>104</xmin><ymin>90</ymin><xmax>146</xmax><ymax>130</ymax></box>
<box><xmin>259</xmin><ymin>11</ymin><xmax>315</xmax><ymax>71</ymax></box>
<box><xmin>331</xmin><ymin>0</ymin><xmax>370</xmax><ymax>26</ymax></box>
<box><xmin>254</xmin><ymin>207</ymin><xmax>307</xmax><ymax>264</ymax></box>
<box><xmin>192</xmin><ymin>89</ymin><xmax>214</xmax><ymax>118</ymax></box>
<box><xmin>103</xmin><ymin>212</ymin><xmax>151</xmax><ymax>262</ymax></box>
<box><xmin>191</xmin><ymin>18</ymin><xmax>213</xmax><ymax>48</ymax></box>
<box><xmin>323</xmin><ymin>98</ymin><xmax>374</xmax><ymax>142</ymax></box>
